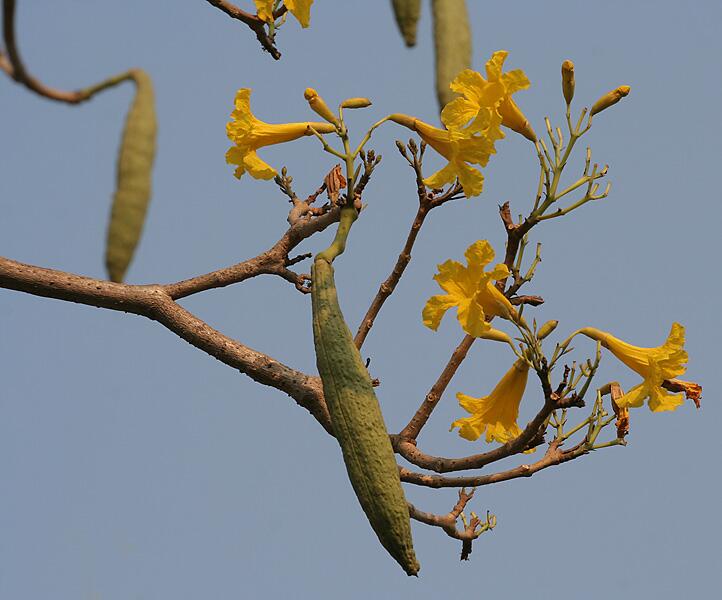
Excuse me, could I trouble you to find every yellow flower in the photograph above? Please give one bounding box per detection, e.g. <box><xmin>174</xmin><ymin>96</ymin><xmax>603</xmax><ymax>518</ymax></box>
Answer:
<box><xmin>442</xmin><ymin>50</ymin><xmax>536</xmax><ymax>142</ymax></box>
<box><xmin>389</xmin><ymin>113</ymin><xmax>499</xmax><ymax>198</ymax></box>
<box><xmin>225</xmin><ymin>88</ymin><xmax>336</xmax><ymax>180</ymax></box>
<box><xmin>451</xmin><ymin>359</ymin><xmax>530</xmax><ymax>444</ymax></box>
<box><xmin>579</xmin><ymin>323</ymin><xmax>689</xmax><ymax>412</ymax></box>
<box><xmin>423</xmin><ymin>240</ymin><xmax>516</xmax><ymax>336</ymax></box>
<box><xmin>255</xmin><ymin>0</ymin><xmax>313</xmax><ymax>28</ymax></box>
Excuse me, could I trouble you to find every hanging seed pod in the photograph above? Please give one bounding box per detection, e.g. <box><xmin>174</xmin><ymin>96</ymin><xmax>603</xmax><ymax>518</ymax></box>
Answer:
<box><xmin>391</xmin><ymin>0</ymin><xmax>422</xmax><ymax>47</ymax></box>
<box><xmin>311</xmin><ymin>212</ymin><xmax>419</xmax><ymax>575</ymax></box>
<box><xmin>431</xmin><ymin>0</ymin><xmax>472</xmax><ymax>111</ymax></box>
<box><xmin>105</xmin><ymin>69</ymin><xmax>157</xmax><ymax>282</ymax></box>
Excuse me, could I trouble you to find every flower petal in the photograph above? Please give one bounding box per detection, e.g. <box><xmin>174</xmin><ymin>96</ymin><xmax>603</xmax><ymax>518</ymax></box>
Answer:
<box><xmin>457</xmin><ymin>295</ymin><xmax>489</xmax><ymax>336</ymax></box>
<box><xmin>243</xmin><ymin>150</ymin><xmax>277</xmax><ymax>179</ymax></box>
<box><xmin>454</xmin><ymin>160</ymin><xmax>485</xmax><ymax>198</ymax></box>
<box><xmin>485</xmin><ymin>50</ymin><xmax>509</xmax><ymax>82</ymax></box>
<box><xmin>500</xmin><ymin>69</ymin><xmax>531</xmax><ymax>94</ymax></box>
<box><xmin>441</xmin><ymin>96</ymin><xmax>481</xmax><ymax>131</ymax></box>
<box><xmin>464</xmin><ymin>240</ymin><xmax>495</xmax><ymax>268</ymax></box>
<box><xmin>422</xmin><ymin>294</ymin><xmax>457</xmax><ymax>331</ymax></box>
<box><xmin>285</xmin><ymin>0</ymin><xmax>313</xmax><ymax>28</ymax></box>
<box><xmin>423</xmin><ymin>162</ymin><xmax>458</xmax><ymax>190</ymax></box>
<box><xmin>647</xmin><ymin>386</ymin><xmax>685</xmax><ymax>413</ymax></box>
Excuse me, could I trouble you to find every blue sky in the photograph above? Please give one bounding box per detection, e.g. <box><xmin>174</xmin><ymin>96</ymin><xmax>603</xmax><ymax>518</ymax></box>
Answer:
<box><xmin>1</xmin><ymin>1</ymin><xmax>721</xmax><ymax>598</ymax></box>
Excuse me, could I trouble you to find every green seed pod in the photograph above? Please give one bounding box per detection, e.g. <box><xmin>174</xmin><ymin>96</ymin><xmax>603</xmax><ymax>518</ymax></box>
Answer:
<box><xmin>537</xmin><ymin>320</ymin><xmax>559</xmax><ymax>340</ymax></box>
<box><xmin>311</xmin><ymin>256</ymin><xmax>420</xmax><ymax>576</ymax></box>
<box><xmin>431</xmin><ymin>0</ymin><xmax>472</xmax><ymax>111</ymax></box>
<box><xmin>391</xmin><ymin>0</ymin><xmax>422</xmax><ymax>47</ymax></box>
<box><xmin>105</xmin><ymin>70</ymin><xmax>157</xmax><ymax>282</ymax></box>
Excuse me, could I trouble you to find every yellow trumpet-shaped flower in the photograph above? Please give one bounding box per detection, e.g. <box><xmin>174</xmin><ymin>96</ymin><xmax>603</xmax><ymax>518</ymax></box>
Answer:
<box><xmin>442</xmin><ymin>50</ymin><xmax>536</xmax><ymax>142</ymax></box>
<box><xmin>255</xmin><ymin>0</ymin><xmax>314</xmax><ymax>28</ymax></box>
<box><xmin>389</xmin><ymin>113</ymin><xmax>500</xmax><ymax>198</ymax></box>
<box><xmin>452</xmin><ymin>359</ymin><xmax>530</xmax><ymax>444</ymax></box>
<box><xmin>226</xmin><ymin>88</ymin><xmax>336</xmax><ymax>180</ymax></box>
<box><xmin>442</xmin><ymin>51</ymin><xmax>534</xmax><ymax>139</ymax></box>
<box><xmin>579</xmin><ymin>323</ymin><xmax>689</xmax><ymax>412</ymax></box>
<box><xmin>423</xmin><ymin>240</ymin><xmax>516</xmax><ymax>337</ymax></box>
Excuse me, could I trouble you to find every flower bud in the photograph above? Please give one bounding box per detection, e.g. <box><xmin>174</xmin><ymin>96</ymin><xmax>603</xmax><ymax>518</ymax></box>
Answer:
<box><xmin>388</xmin><ymin>113</ymin><xmax>418</xmax><ymax>130</ymax></box>
<box><xmin>340</xmin><ymin>97</ymin><xmax>373</xmax><ymax>109</ymax></box>
<box><xmin>304</xmin><ymin>88</ymin><xmax>339</xmax><ymax>126</ymax></box>
<box><xmin>561</xmin><ymin>60</ymin><xmax>575</xmax><ymax>106</ymax></box>
<box><xmin>536</xmin><ymin>320</ymin><xmax>559</xmax><ymax>340</ymax></box>
<box><xmin>590</xmin><ymin>85</ymin><xmax>631</xmax><ymax>116</ymax></box>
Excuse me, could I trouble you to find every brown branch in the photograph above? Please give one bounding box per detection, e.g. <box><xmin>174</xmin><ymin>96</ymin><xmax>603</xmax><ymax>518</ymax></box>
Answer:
<box><xmin>354</xmin><ymin>140</ymin><xmax>461</xmax><ymax>349</ymax></box>
<box><xmin>407</xmin><ymin>488</ymin><xmax>495</xmax><ymax>559</ymax></box>
<box><xmin>0</xmin><ymin>205</ymin><xmax>344</xmax><ymax>433</ymax></box>
<box><xmin>164</xmin><ymin>206</ymin><xmax>340</xmax><ymax>299</ymax></box>
<box><xmin>354</xmin><ymin>202</ymin><xmax>429</xmax><ymax>348</ymax></box>
<box><xmin>0</xmin><ymin>254</ymin><xmax>333</xmax><ymax>433</ymax></box>
<box><xmin>398</xmin><ymin>335</ymin><xmax>475</xmax><ymax>440</ymax></box>
<box><xmin>395</xmin><ymin>361</ymin><xmax>571</xmax><ymax>473</ymax></box>
<box><xmin>1</xmin><ymin>0</ymin><xmax>135</xmax><ymax>103</ymax></box>
<box><xmin>400</xmin><ymin>438</ymin><xmax>589</xmax><ymax>488</ymax></box>
<box><xmin>204</xmin><ymin>0</ymin><xmax>282</xmax><ymax>60</ymax></box>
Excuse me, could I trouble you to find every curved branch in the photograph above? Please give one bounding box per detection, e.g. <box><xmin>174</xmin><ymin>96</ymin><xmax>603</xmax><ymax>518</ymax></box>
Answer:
<box><xmin>164</xmin><ymin>207</ymin><xmax>340</xmax><ymax>299</ymax></box>
<box><xmin>400</xmin><ymin>439</ymin><xmax>589</xmax><ymax>488</ymax></box>
<box><xmin>1</xmin><ymin>0</ymin><xmax>134</xmax><ymax>103</ymax></box>
<box><xmin>0</xmin><ymin>255</ymin><xmax>332</xmax><ymax>434</ymax></box>
<box><xmin>204</xmin><ymin>0</ymin><xmax>282</xmax><ymax>60</ymax></box>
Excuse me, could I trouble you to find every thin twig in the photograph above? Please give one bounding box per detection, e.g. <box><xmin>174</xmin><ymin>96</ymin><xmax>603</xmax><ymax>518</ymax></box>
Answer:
<box><xmin>407</xmin><ymin>488</ymin><xmax>496</xmax><ymax>559</ymax></box>
<box><xmin>1</xmin><ymin>0</ymin><xmax>134</xmax><ymax>103</ymax></box>
<box><xmin>400</xmin><ymin>439</ymin><xmax>589</xmax><ymax>488</ymax></box>
<box><xmin>204</xmin><ymin>0</ymin><xmax>282</xmax><ymax>60</ymax></box>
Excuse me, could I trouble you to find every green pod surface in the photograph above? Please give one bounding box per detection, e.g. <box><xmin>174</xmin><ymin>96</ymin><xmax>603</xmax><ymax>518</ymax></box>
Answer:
<box><xmin>431</xmin><ymin>0</ymin><xmax>472</xmax><ymax>111</ymax></box>
<box><xmin>391</xmin><ymin>0</ymin><xmax>422</xmax><ymax>47</ymax></box>
<box><xmin>311</xmin><ymin>257</ymin><xmax>420</xmax><ymax>576</ymax></box>
<box><xmin>105</xmin><ymin>69</ymin><xmax>157</xmax><ymax>282</ymax></box>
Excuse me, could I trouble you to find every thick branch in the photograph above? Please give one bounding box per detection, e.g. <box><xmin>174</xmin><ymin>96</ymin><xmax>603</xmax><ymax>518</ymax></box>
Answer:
<box><xmin>204</xmin><ymin>0</ymin><xmax>282</xmax><ymax>60</ymax></box>
<box><xmin>0</xmin><ymin>255</ymin><xmax>332</xmax><ymax>433</ymax></box>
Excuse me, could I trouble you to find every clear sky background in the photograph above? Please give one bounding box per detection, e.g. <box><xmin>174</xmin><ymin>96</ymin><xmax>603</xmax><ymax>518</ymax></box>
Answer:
<box><xmin>1</xmin><ymin>1</ymin><xmax>721</xmax><ymax>598</ymax></box>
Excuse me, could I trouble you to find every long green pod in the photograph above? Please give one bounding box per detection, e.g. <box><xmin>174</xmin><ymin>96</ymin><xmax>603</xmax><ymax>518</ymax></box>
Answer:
<box><xmin>311</xmin><ymin>210</ymin><xmax>419</xmax><ymax>576</ymax></box>
<box><xmin>431</xmin><ymin>0</ymin><xmax>472</xmax><ymax>111</ymax></box>
<box><xmin>105</xmin><ymin>69</ymin><xmax>157</xmax><ymax>282</ymax></box>
<box><xmin>391</xmin><ymin>0</ymin><xmax>422</xmax><ymax>47</ymax></box>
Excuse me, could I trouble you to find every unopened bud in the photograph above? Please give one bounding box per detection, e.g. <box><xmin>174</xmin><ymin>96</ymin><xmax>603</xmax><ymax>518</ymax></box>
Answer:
<box><xmin>590</xmin><ymin>85</ymin><xmax>631</xmax><ymax>116</ymax></box>
<box><xmin>536</xmin><ymin>320</ymin><xmax>559</xmax><ymax>340</ymax></box>
<box><xmin>340</xmin><ymin>97</ymin><xmax>373</xmax><ymax>109</ymax></box>
<box><xmin>304</xmin><ymin>88</ymin><xmax>339</xmax><ymax>126</ymax></box>
<box><xmin>388</xmin><ymin>113</ymin><xmax>418</xmax><ymax>130</ymax></box>
<box><xmin>561</xmin><ymin>60</ymin><xmax>575</xmax><ymax>106</ymax></box>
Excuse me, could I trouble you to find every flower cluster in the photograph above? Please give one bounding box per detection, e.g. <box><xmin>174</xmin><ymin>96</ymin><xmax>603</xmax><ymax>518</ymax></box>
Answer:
<box><xmin>391</xmin><ymin>50</ymin><xmax>535</xmax><ymax>197</ymax></box>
